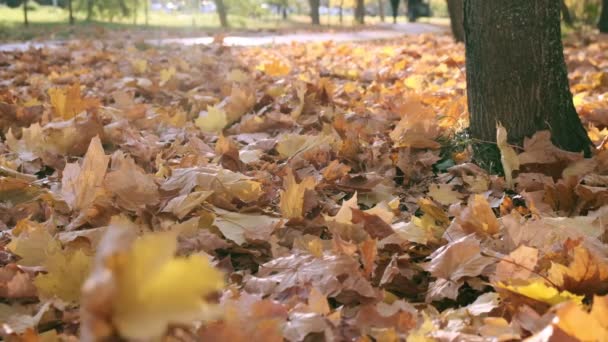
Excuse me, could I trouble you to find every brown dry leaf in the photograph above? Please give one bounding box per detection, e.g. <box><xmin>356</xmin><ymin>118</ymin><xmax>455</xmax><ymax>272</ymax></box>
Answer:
<box><xmin>422</xmin><ymin>234</ymin><xmax>495</xmax><ymax>281</ymax></box>
<box><xmin>453</xmin><ymin>195</ymin><xmax>499</xmax><ymax>237</ymax></box>
<box><xmin>428</xmin><ymin>183</ymin><xmax>463</xmax><ymax>206</ymax></box>
<box><xmin>213</xmin><ymin>208</ymin><xmax>282</xmax><ymax>245</ymax></box>
<box><xmin>496</xmin><ymin>123</ymin><xmax>520</xmax><ymax>189</ymax></box>
<box><xmin>61</xmin><ymin>136</ymin><xmax>109</xmax><ymax>211</ymax></box>
<box><xmin>548</xmin><ymin>245</ymin><xmax>608</xmax><ymax>295</ymax></box>
<box><xmin>48</xmin><ymin>83</ymin><xmax>100</xmax><ymax>120</ymax></box>
<box><xmin>279</xmin><ymin>169</ymin><xmax>316</xmax><ymax>219</ymax></box>
<box><xmin>0</xmin><ymin>266</ymin><xmax>37</xmax><ymax>299</ymax></box>
<box><xmin>493</xmin><ymin>245</ymin><xmax>539</xmax><ymax>283</ymax></box>
<box><xmin>104</xmin><ymin>152</ymin><xmax>159</xmax><ymax>211</ymax></box>
<box><xmin>245</xmin><ymin>252</ymin><xmax>376</xmax><ymax>301</ymax></box>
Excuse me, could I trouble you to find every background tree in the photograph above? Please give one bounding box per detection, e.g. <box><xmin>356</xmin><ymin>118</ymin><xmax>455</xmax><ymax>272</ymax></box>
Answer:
<box><xmin>390</xmin><ymin>0</ymin><xmax>399</xmax><ymax>23</ymax></box>
<box><xmin>464</xmin><ymin>0</ymin><xmax>591</xmax><ymax>154</ymax></box>
<box><xmin>600</xmin><ymin>0</ymin><xmax>608</xmax><ymax>32</ymax></box>
<box><xmin>355</xmin><ymin>0</ymin><xmax>365</xmax><ymax>24</ymax></box>
<box><xmin>309</xmin><ymin>0</ymin><xmax>320</xmax><ymax>25</ymax></box>
<box><xmin>68</xmin><ymin>0</ymin><xmax>75</xmax><ymax>25</ymax></box>
<box><xmin>214</xmin><ymin>0</ymin><xmax>228</xmax><ymax>28</ymax></box>
<box><xmin>86</xmin><ymin>0</ymin><xmax>93</xmax><ymax>21</ymax></box>
<box><xmin>377</xmin><ymin>0</ymin><xmax>384</xmax><ymax>22</ymax></box>
<box><xmin>23</xmin><ymin>0</ymin><xmax>29</xmax><ymax>26</ymax></box>
<box><xmin>447</xmin><ymin>0</ymin><xmax>464</xmax><ymax>42</ymax></box>
<box><xmin>561</xmin><ymin>0</ymin><xmax>574</xmax><ymax>27</ymax></box>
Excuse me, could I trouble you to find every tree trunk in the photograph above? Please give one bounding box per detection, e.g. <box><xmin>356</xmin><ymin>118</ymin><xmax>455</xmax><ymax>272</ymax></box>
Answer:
<box><xmin>23</xmin><ymin>0</ymin><xmax>29</xmax><ymax>27</ymax></box>
<box><xmin>390</xmin><ymin>0</ymin><xmax>400</xmax><ymax>23</ymax></box>
<box><xmin>132</xmin><ymin>0</ymin><xmax>138</xmax><ymax>25</ymax></box>
<box><xmin>561</xmin><ymin>0</ymin><xmax>574</xmax><ymax>27</ymax></box>
<box><xmin>378</xmin><ymin>0</ymin><xmax>385</xmax><ymax>22</ymax></box>
<box><xmin>309</xmin><ymin>0</ymin><xmax>320</xmax><ymax>25</ymax></box>
<box><xmin>599</xmin><ymin>0</ymin><xmax>608</xmax><ymax>33</ymax></box>
<box><xmin>86</xmin><ymin>0</ymin><xmax>94</xmax><ymax>21</ymax></box>
<box><xmin>282</xmin><ymin>6</ymin><xmax>288</xmax><ymax>20</ymax></box>
<box><xmin>447</xmin><ymin>0</ymin><xmax>464</xmax><ymax>42</ymax></box>
<box><xmin>464</xmin><ymin>0</ymin><xmax>591</xmax><ymax>155</ymax></box>
<box><xmin>214</xmin><ymin>0</ymin><xmax>228</xmax><ymax>28</ymax></box>
<box><xmin>355</xmin><ymin>0</ymin><xmax>365</xmax><ymax>24</ymax></box>
<box><xmin>68</xmin><ymin>0</ymin><xmax>74</xmax><ymax>25</ymax></box>
<box><xmin>144</xmin><ymin>0</ymin><xmax>149</xmax><ymax>26</ymax></box>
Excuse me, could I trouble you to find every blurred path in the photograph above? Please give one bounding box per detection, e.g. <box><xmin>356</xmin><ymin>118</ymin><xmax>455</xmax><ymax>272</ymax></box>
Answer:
<box><xmin>0</xmin><ymin>23</ymin><xmax>445</xmax><ymax>52</ymax></box>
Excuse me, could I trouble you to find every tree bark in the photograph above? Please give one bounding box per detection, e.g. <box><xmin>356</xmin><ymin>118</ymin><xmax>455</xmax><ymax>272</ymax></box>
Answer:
<box><xmin>68</xmin><ymin>0</ymin><xmax>74</xmax><ymax>25</ymax></box>
<box><xmin>561</xmin><ymin>0</ymin><xmax>573</xmax><ymax>27</ymax></box>
<box><xmin>599</xmin><ymin>0</ymin><xmax>608</xmax><ymax>33</ymax></box>
<box><xmin>23</xmin><ymin>0</ymin><xmax>29</xmax><ymax>27</ymax></box>
<box><xmin>355</xmin><ymin>0</ymin><xmax>365</xmax><ymax>24</ymax></box>
<box><xmin>447</xmin><ymin>0</ymin><xmax>464</xmax><ymax>42</ymax></box>
<box><xmin>309</xmin><ymin>0</ymin><xmax>320</xmax><ymax>25</ymax></box>
<box><xmin>464</xmin><ymin>0</ymin><xmax>591</xmax><ymax>154</ymax></box>
<box><xmin>214</xmin><ymin>0</ymin><xmax>229</xmax><ymax>28</ymax></box>
<box><xmin>378</xmin><ymin>0</ymin><xmax>385</xmax><ymax>22</ymax></box>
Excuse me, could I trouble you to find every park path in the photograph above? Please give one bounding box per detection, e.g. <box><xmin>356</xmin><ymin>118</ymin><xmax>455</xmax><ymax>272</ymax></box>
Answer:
<box><xmin>0</xmin><ymin>23</ymin><xmax>445</xmax><ymax>52</ymax></box>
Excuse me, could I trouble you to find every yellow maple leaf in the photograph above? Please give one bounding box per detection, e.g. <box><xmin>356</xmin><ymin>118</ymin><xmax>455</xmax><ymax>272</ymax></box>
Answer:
<box><xmin>496</xmin><ymin>123</ymin><xmax>520</xmax><ymax>189</ymax></box>
<box><xmin>61</xmin><ymin>136</ymin><xmax>109</xmax><ymax>211</ymax></box>
<box><xmin>8</xmin><ymin>219</ymin><xmax>60</xmax><ymax>267</ymax></box>
<box><xmin>48</xmin><ymin>83</ymin><xmax>99</xmax><ymax>120</ymax></box>
<box><xmin>195</xmin><ymin>105</ymin><xmax>228</xmax><ymax>133</ymax></box>
<box><xmin>496</xmin><ymin>281</ymin><xmax>583</xmax><ymax>306</ymax></box>
<box><xmin>256</xmin><ymin>59</ymin><xmax>291</xmax><ymax>77</ymax></box>
<box><xmin>279</xmin><ymin>169</ymin><xmax>316</xmax><ymax>219</ymax></box>
<box><xmin>34</xmin><ymin>248</ymin><xmax>92</xmax><ymax>303</ymax></box>
<box><xmin>110</xmin><ymin>232</ymin><xmax>224</xmax><ymax>339</ymax></box>
<box><xmin>554</xmin><ymin>295</ymin><xmax>608</xmax><ymax>341</ymax></box>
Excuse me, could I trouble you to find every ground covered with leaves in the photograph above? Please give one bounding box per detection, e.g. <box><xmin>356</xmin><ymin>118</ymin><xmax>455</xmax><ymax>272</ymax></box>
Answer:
<box><xmin>0</xmin><ymin>32</ymin><xmax>608</xmax><ymax>341</ymax></box>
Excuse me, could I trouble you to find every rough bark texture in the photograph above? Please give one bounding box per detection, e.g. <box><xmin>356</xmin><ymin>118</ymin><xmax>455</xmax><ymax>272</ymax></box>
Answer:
<box><xmin>309</xmin><ymin>0</ymin><xmax>320</xmax><ymax>25</ymax></box>
<box><xmin>464</xmin><ymin>0</ymin><xmax>591</xmax><ymax>154</ymax></box>
<box><xmin>600</xmin><ymin>0</ymin><xmax>608</xmax><ymax>33</ymax></box>
<box><xmin>447</xmin><ymin>0</ymin><xmax>464</xmax><ymax>42</ymax></box>
<box><xmin>214</xmin><ymin>0</ymin><xmax>228</xmax><ymax>28</ymax></box>
<box><xmin>355</xmin><ymin>0</ymin><xmax>365</xmax><ymax>24</ymax></box>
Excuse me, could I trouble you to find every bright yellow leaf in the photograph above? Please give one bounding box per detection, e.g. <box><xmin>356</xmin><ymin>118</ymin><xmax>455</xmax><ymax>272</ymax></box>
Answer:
<box><xmin>34</xmin><ymin>248</ymin><xmax>92</xmax><ymax>303</ymax></box>
<box><xmin>496</xmin><ymin>281</ymin><xmax>583</xmax><ymax>306</ymax></box>
<box><xmin>110</xmin><ymin>232</ymin><xmax>225</xmax><ymax>339</ymax></box>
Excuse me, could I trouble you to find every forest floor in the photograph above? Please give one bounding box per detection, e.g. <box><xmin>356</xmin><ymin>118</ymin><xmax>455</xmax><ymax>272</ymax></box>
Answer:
<box><xmin>1</xmin><ymin>28</ymin><xmax>608</xmax><ymax>341</ymax></box>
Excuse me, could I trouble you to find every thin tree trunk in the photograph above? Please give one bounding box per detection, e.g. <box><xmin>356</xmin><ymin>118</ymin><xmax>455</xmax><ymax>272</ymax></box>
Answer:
<box><xmin>68</xmin><ymin>0</ymin><xmax>74</xmax><ymax>25</ymax></box>
<box><xmin>339</xmin><ymin>0</ymin><xmax>344</xmax><ymax>24</ymax></box>
<box><xmin>309</xmin><ymin>0</ymin><xmax>320</xmax><ymax>25</ymax></box>
<box><xmin>561</xmin><ymin>0</ymin><xmax>574</xmax><ymax>27</ymax></box>
<box><xmin>390</xmin><ymin>0</ymin><xmax>399</xmax><ymax>23</ymax></box>
<box><xmin>378</xmin><ymin>0</ymin><xmax>385</xmax><ymax>22</ymax></box>
<box><xmin>282</xmin><ymin>6</ymin><xmax>288</xmax><ymax>20</ymax></box>
<box><xmin>464</xmin><ymin>0</ymin><xmax>591</xmax><ymax>154</ymax></box>
<box><xmin>600</xmin><ymin>0</ymin><xmax>608</xmax><ymax>33</ymax></box>
<box><xmin>132</xmin><ymin>0</ymin><xmax>138</xmax><ymax>25</ymax></box>
<box><xmin>355</xmin><ymin>0</ymin><xmax>365</xmax><ymax>24</ymax></box>
<box><xmin>23</xmin><ymin>0</ymin><xmax>29</xmax><ymax>27</ymax></box>
<box><xmin>86</xmin><ymin>0</ymin><xmax>93</xmax><ymax>21</ymax></box>
<box><xmin>144</xmin><ymin>0</ymin><xmax>149</xmax><ymax>26</ymax></box>
<box><xmin>447</xmin><ymin>0</ymin><xmax>465</xmax><ymax>42</ymax></box>
<box><xmin>214</xmin><ymin>0</ymin><xmax>228</xmax><ymax>28</ymax></box>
